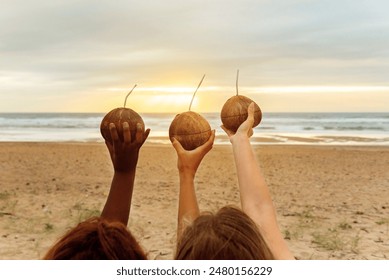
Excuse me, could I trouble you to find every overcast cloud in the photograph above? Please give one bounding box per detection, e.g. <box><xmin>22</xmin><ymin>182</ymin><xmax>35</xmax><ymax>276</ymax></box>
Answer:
<box><xmin>1</xmin><ymin>0</ymin><xmax>388</xmax><ymax>112</ymax></box>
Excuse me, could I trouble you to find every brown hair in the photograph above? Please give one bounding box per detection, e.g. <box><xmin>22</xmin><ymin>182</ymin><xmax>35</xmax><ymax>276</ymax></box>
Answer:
<box><xmin>44</xmin><ymin>217</ymin><xmax>147</xmax><ymax>260</ymax></box>
<box><xmin>175</xmin><ymin>206</ymin><xmax>274</xmax><ymax>260</ymax></box>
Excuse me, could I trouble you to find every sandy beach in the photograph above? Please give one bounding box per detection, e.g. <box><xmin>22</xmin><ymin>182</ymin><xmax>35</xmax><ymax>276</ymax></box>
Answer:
<box><xmin>0</xmin><ymin>142</ymin><xmax>388</xmax><ymax>260</ymax></box>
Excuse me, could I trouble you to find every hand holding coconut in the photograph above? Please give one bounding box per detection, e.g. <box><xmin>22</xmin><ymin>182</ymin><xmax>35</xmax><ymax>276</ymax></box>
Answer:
<box><xmin>172</xmin><ymin>129</ymin><xmax>215</xmax><ymax>176</ymax></box>
<box><xmin>221</xmin><ymin>102</ymin><xmax>255</xmax><ymax>142</ymax></box>
<box><xmin>101</xmin><ymin>85</ymin><xmax>150</xmax><ymax>172</ymax></box>
<box><xmin>100</xmin><ymin>85</ymin><xmax>146</xmax><ymax>144</ymax></box>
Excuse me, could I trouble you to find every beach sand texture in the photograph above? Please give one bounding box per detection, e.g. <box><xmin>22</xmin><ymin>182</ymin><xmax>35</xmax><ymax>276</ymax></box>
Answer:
<box><xmin>0</xmin><ymin>142</ymin><xmax>388</xmax><ymax>260</ymax></box>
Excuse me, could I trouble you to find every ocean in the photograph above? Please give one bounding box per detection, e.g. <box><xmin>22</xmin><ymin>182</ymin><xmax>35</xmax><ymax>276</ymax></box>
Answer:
<box><xmin>0</xmin><ymin>112</ymin><xmax>388</xmax><ymax>145</ymax></box>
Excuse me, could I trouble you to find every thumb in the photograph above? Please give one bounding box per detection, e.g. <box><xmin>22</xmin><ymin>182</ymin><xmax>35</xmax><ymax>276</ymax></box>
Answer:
<box><xmin>247</xmin><ymin>102</ymin><xmax>255</xmax><ymax>121</ymax></box>
<box><xmin>221</xmin><ymin>125</ymin><xmax>233</xmax><ymax>137</ymax></box>
<box><xmin>242</xmin><ymin>102</ymin><xmax>255</xmax><ymax>128</ymax></box>
<box><xmin>196</xmin><ymin>129</ymin><xmax>215</xmax><ymax>153</ymax></box>
<box><xmin>171</xmin><ymin>137</ymin><xmax>184</xmax><ymax>153</ymax></box>
<box><xmin>142</xmin><ymin>128</ymin><xmax>151</xmax><ymax>144</ymax></box>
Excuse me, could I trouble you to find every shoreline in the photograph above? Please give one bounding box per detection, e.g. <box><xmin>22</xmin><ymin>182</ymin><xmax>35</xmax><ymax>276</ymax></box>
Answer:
<box><xmin>0</xmin><ymin>143</ymin><xmax>388</xmax><ymax>260</ymax></box>
<box><xmin>1</xmin><ymin>133</ymin><xmax>389</xmax><ymax>146</ymax></box>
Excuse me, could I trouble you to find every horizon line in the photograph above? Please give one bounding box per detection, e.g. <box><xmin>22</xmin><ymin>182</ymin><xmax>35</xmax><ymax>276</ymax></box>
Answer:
<box><xmin>0</xmin><ymin>111</ymin><xmax>388</xmax><ymax>114</ymax></box>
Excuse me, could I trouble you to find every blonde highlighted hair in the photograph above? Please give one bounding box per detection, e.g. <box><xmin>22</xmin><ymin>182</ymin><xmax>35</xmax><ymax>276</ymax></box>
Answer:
<box><xmin>175</xmin><ymin>206</ymin><xmax>274</xmax><ymax>260</ymax></box>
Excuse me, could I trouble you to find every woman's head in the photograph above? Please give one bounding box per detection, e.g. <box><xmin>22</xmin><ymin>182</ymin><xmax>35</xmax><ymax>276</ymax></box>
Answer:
<box><xmin>44</xmin><ymin>217</ymin><xmax>147</xmax><ymax>260</ymax></box>
<box><xmin>175</xmin><ymin>206</ymin><xmax>274</xmax><ymax>260</ymax></box>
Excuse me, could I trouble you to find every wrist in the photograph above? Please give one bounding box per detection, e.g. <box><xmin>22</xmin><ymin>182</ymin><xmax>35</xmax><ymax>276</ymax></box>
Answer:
<box><xmin>179</xmin><ymin>169</ymin><xmax>196</xmax><ymax>180</ymax></box>
<box><xmin>113</xmin><ymin>161</ymin><xmax>138</xmax><ymax>173</ymax></box>
<box><xmin>231</xmin><ymin>134</ymin><xmax>250</xmax><ymax>146</ymax></box>
<box><xmin>114</xmin><ymin>169</ymin><xmax>136</xmax><ymax>177</ymax></box>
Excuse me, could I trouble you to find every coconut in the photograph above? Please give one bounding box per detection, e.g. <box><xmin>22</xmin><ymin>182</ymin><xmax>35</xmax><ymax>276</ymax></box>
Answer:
<box><xmin>100</xmin><ymin>85</ymin><xmax>145</xmax><ymax>143</ymax></box>
<box><xmin>168</xmin><ymin>74</ymin><xmax>212</xmax><ymax>150</ymax></box>
<box><xmin>221</xmin><ymin>95</ymin><xmax>262</xmax><ymax>132</ymax></box>
<box><xmin>100</xmin><ymin>107</ymin><xmax>144</xmax><ymax>143</ymax></box>
<box><xmin>220</xmin><ymin>70</ymin><xmax>262</xmax><ymax>132</ymax></box>
<box><xmin>169</xmin><ymin>111</ymin><xmax>211</xmax><ymax>151</ymax></box>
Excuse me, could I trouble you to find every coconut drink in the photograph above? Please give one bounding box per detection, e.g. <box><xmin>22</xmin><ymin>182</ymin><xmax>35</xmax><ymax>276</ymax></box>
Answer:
<box><xmin>100</xmin><ymin>85</ymin><xmax>145</xmax><ymax>143</ymax></box>
<box><xmin>169</xmin><ymin>75</ymin><xmax>212</xmax><ymax>151</ymax></box>
<box><xmin>221</xmin><ymin>70</ymin><xmax>262</xmax><ymax>132</ymax></box>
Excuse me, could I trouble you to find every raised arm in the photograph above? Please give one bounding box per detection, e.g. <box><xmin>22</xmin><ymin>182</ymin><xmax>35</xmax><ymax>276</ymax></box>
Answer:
<box><xmin>101</xmin><ymin>122</ymin><xmax>150</xmax><ymax>225</ymax></box>
<box><xmin>172</xmin><ymin>130</ymin><xmax>215</xmax><ymax>240</ymax></box>
<box><xmin>222</xmin><ymin>103</ymin><xmax>294</xmax><ymax>259</ymax></box>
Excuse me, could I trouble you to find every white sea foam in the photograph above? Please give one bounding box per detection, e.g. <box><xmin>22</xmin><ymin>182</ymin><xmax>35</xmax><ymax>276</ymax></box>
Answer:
<box><xmin>0</xmin><ymin>112</ymin><xmax>388</xmax><ymax>145</ymax></box>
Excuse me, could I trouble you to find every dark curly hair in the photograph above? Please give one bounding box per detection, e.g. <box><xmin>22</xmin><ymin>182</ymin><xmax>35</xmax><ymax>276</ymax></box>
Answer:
<box><xmin>44</xmin><ymin>217</ymin><xmax>147</xmax><ymax>260</ymax></box>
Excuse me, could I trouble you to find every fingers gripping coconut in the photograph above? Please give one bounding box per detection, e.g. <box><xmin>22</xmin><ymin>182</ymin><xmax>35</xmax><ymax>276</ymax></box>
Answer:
<box><xmin>220</xmin><ymin>70</ymin><xmax>262</xmax><ymax>133</ymax></box>
<box><xmin>169</xmin><ymin>75</ymin><xmax>212</xmax><ymax>151</ymax></box>
<box><xmin>100</xmin><ymin>85</ymin><xmax>145</xmax><ymax>143</ymax></box>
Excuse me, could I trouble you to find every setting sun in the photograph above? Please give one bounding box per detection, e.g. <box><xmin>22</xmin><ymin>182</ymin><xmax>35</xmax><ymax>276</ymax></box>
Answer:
<box><xmin>94</xmin><ymin>85</ymin><xmax>223</xmax><ymax>113</ymax></box>
<box><xmin>142</xmin><ymin>93</ymin><xmax>195</xmax><ymax>111</ymax></box>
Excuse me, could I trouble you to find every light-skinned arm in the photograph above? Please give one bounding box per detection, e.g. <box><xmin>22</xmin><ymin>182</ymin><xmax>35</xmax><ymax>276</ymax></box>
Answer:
<box><xmin>101</xmin><ymin>122</ymin><xmax>150</xmax><ymax>225</ymax></box>
<box><xmin>172</xmin><ymin>130</ymin><xmax>215</xmax><ymax>240</ymax></box>
<box><xmin>222</xmin><ymin>103</ymin><xmax>294</xmax><ymax>259</ymax></box>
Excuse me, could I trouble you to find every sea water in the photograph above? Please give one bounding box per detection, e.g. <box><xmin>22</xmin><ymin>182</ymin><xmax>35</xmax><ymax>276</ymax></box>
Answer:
<box><xmin>0</xmin><ymin>112</ymin><xmax>388</xmax><ymax>145</ymax></box>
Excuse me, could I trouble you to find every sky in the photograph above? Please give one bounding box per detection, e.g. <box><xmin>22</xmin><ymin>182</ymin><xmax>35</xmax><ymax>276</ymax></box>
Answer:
<box><xmin>1</xmin><ymin>0</ymin><xmax>389</xmax><ymax>113</ymax></box>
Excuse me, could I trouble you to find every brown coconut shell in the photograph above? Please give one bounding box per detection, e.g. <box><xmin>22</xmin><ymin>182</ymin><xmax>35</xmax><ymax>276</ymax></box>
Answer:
<box><xmin>100</xmin><ymin>107</ymin><xmax>145</xmax><ymax>143</ymax></box>
<box><xmin>169</xmin><ymin>111</ymin><xmax>212</xmax><ymax>151</ymax></box>
<box><xmin>220</xmin><ymin>95</ymin><xmax>262</xmax><ymax>132</ymax></box>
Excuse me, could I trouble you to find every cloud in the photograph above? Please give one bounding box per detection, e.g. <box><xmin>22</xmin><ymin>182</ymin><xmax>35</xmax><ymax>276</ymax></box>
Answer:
<box><xmin>1</xmin><ymin>0</ymin><xmax>389</xmax><ymax>112</ymax></box>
